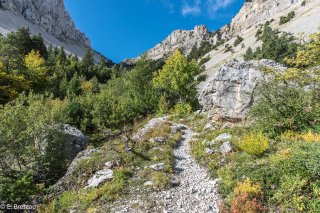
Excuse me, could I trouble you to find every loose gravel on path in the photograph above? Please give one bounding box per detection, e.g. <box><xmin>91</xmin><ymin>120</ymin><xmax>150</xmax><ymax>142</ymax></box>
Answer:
<box><xmin>151</xmin><ymin>126</ymin><xmax>219</xmax><ymax>213</ymax></box>
<box><xmin>110</xmin><ymin>125</ymin><xmax>220</xmax><ymax>213</ymax></box>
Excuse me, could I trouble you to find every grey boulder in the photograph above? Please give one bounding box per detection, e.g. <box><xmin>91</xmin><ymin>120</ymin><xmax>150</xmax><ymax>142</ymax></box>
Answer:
<box><xmin>60</xmin><ymin>124</ymin><xmax>89</xmax><ymax>160</ymax></box>
<box><xmin>199</xmin><ymin>60</ymin><xmax>286</xmax><ymax>120</ymax></box>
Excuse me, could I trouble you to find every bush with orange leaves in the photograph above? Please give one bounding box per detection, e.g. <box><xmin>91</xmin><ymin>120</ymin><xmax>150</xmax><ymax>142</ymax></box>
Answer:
<box><xmin>231</xmin><ymin>178</ymin><xmax>264</xmax><ymax>213</ymax></box>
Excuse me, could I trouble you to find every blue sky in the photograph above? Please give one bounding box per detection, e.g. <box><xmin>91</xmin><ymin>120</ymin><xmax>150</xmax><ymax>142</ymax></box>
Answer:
<box><xmin>64</xmin><ymin>0</ymin><xmax>244</xmax><ymax>62</ymax></box>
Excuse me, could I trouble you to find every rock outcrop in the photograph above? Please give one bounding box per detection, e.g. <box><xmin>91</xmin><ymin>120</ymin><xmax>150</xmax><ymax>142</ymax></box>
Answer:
<box><xmin>0</xmin><ymin>0</ymin><xmax>112</xmax><ymax>62</ymax></box>
<box><xmin>60</xmin><ymin>124</ymin><xmax>89</xmax><ymax>160</ymax></box>
<box><xmin>131</xmin><ymin>0</ymin><xmax>313</xmax><ymax>62</ymax></box>
<box><xmin>130</xmin><ymin>25</ymin><xmax>217</xmax><ymax>61</ymax></box>
<box><xmin>230</xmin><ymin>0</ymin><xmax>301</xmax><ymax>35</ymax></box>
<box><xmin>86</xmin><ymin>169</ymin><xmax>114</xmax><ymax>188</ymax></box>
<box><xmin>199</xmin><ymin>60</ymin><xmax>286</xmax><ymax>120</ymax></box>
<box><xmin>132</xmin><ymin>116</ymin><xmax>168</xmax><ymax>141</ymax></box>
<box><xmin>50</xmin><ymin>148</ymin><xmax>98</xmax><ymax>196</ymax></box>
<box><xmin>0</xmin><ymin>0</ymin><xmax>89</xmax><ymax>45</ymax></box>
<box><xmin>35</xmin><ymin>124</ymin><xmax>88</xmax><ymax>160</ymax></box>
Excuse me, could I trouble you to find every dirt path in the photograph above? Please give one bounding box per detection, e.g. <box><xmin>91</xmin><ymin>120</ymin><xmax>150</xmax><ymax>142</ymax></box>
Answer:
<box><xmin>151</xmin><ymin>125</ymin><xmax>219</xmax><ymax>213</ymax></box>
<box><xmin>110</xmin><ymin>125</ymin><xmax>220</xmax><ymax>213</ymax></box>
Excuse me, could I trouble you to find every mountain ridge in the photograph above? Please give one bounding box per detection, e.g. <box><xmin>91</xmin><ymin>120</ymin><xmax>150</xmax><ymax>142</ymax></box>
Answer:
<box><xmin>129</xmin><ymin>0</ymin><xmax>315</xmax><ymax>62</ymax></box>
<box><xmin>0</xmin><ymin>0</ymin><xmax>112</xmax><ymax>63</ymax></box>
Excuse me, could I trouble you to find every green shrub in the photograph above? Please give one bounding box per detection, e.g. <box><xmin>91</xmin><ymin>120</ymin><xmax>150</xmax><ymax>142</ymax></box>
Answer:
<box><xmin>198</xmin><ymin>57</ymin><xmax>210</xmax><ymax>66</ymax></box>
<box><xmin>249</xmin><ymin>69</ymin><xmax>320</xmax><ymax>136</ymax></box>
<box><xmin>243</xmin><ymin>25</ymin><xmax>298</xmax><ymax>63</ymax></box>
<box><xmin>153</xmin><ymin>50</ymin><xmax>200</xmax><ymax>106</ymax></box>
<box><xmin>231</xmin><ymin>178</ymin><xmax>264</xmax><ymax>213</ymax></box>
<box><xmin>0</xmin><ymin>174</ymin><xmax>44</xmax><ymax>204</ymax></box>
<box><xmin>216</xmin><ymin>141</ymin><xmax>320</xmax><ymax>212</ymax></box>
<box><xmin>224</xmin><ymin>44</ymin><xmax>234</xmax><ymax>53</ymax></box>
<box><xmin>173</xmin><ymin>103</ymin><xmax>193</xmax><ymax>117</ymax></box>
<box><xmin>188</xmin><ymin>41</ymin><xmax>213</xmax><ymax>60</ymax></box>
<box><xmin>236</xmin><ymin>131</ymin><xmax>269</xmax><ymax>156</ymax></box>
<box><xmin>279</xmin><ymin>11</ymin><xmax>295</xmax><ymax>25</ymax></box>
<box><xmin>255</xmin><ymin>29</ymin><xmax>263</xmax><ymax>38</ymax></box>
<box><xmin>234</xmin><ymin>35</ymin><xmax>244</xmax><ymax>47</ymax></box>
<box><xmin>0</xmin><ymin>92</ymin><xmax>68</xmax><ymax>202</ymax></box>
<box><xmin>197</xmin><ymin>74</ymin><xmax>207</xmax><ymax>82</ymax></box>
<box><xmin>157</xmin><ymin>95</ymin><xmax>170</xmax><ymax>115</ymax></box>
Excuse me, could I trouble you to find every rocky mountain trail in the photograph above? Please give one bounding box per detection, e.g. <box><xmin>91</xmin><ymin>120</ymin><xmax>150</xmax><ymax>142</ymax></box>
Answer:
<box><xmin>151</xmin><ymin>125</ymin><xmax>220</xmax><ymax>213</ymax></box>
<box><xmin>110</xmin><ymin>124</ymin><xmax>220</xmax><ymax>213</ymax></box>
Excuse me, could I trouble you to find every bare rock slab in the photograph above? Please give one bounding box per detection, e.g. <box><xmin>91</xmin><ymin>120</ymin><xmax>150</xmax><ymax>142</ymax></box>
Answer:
<box><xmin>86</xmin><ymin>169</ymin><xmax>113</xmax><ymax>188</ymax></box>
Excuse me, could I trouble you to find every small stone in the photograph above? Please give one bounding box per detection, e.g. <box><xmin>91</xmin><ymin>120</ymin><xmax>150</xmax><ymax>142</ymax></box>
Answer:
<box><xmin>151</xmin><ymin>147</ymin><xmax>164</xmax><ymax>151</ymax></box>
<box><xmin>192</xmin><ymin>132</ymin><xmax>200</xmax><ymax>138</ymax></box>
<box><xmin>205</xmin><ymin>148</ymin><xmax>214</xmax><ymax>155</ymax></box>
<box><xmin>219</xmin><ymin>141</ymin><xmax>232</xmax><ymax>153</ymax></box>
<box><xmin>149</xmin><ymin>137</ymin><xmax>166</xmax><ymax>144</ymax></box>
<box><xmin>104</xmin><ymin>160</ymin><xmax>120</xmax><ymax>169</ymax></box>
<box><xmin>144</xmin><ymin>181</ymin><xmax>153</xmax><ymax>186</ymax></box>
<box><xmin>208</xmin><ymin>141</ymin><xmax>216</xmax><ymax>147</ymax></box>
<box><xmin>203</xmin><ymin>123</ymin><xmax>216</xmax><ymax>131</ymax></box>
<box><xmin>195</xmin><ymin>110</ymin><xmax>202</xmax><ymax>114</ymax></box>
<box><xmin>171</xmin><ymin>124</ymin><xmax>187</xmax><ymax>134</ymax></box>
<box><xmin>215</xmin><ymin>133</ymin><xmax>232</xmax><ymax>141</ymax></box>
<box><xmin>222</xmin><ymin>122</ymin><xmax>233</xmax><ymax>129</ymax></box>
<box><xmin>170</xmin><ymin>179</ymin><xmax>181</xmax><ymax>187</ymax></box>
<box><xmin>201</xmin><ymin>139</ymin><xmax>209</xmax><ymax>145</ymax></box>
<box><xmin>149</xmin><ymin>163</ymin><xmax>166</xmax><ymax>171</ymax></box>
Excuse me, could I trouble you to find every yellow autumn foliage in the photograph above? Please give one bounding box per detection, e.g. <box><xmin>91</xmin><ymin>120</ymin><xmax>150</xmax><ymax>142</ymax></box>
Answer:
<box><xmin>24</xmin><ymin>50</ymin><xmax>46</xmax><ymax>75</ymax></box>
<box><xmin>280</xmin><ymin>130</ymin><xmax>320</xmax><ymax>143</ymax></box>
<box><xmin>235</xmin><ymin>178</ymin><xmax>262</xmax><ymax>196</ymax></box>
<box><xmin>237</xmin><ymin>131</ymin><xmax>269</xmax><ymax>156</ymax></box>
<box><xmin>286</xmin><ymin>32</ymin><xmax>320</xmax><ymax>68</ymax></box>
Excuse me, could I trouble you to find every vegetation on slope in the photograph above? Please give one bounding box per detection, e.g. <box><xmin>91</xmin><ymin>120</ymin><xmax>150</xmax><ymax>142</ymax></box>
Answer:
<box><xmin>40</xmin><ymin>121</ymin><xmax>183</xmax><ymax>212</ymax></box>
<box><xmin>279</xmin><ymin>11</ymin><xmax>296</xmax><ymax>25</ymax></box>
<box><xmin>244</xmin><ymin>23</ymin><xmax>299</xmax><ymax>64</ymax></box>
<box><xmin>190</xmin><ymin>32</ymin><xmax>320</xmax><ymax>212</ymax></box>
<box><xmin>0</xmin><ymin>29</ymin><xmax>200</xmax><ymax>209</ymax></box>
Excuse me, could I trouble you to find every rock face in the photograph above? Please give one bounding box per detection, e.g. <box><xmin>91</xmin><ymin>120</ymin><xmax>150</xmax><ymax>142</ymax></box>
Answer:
<box><xmin>50</xmin><ymin>148</ymin><xmax>98</xmax><ymax>196</ymax></box>
<box><xmin>86</xmin><ymin>169</ymin><xmax>114</xmax><ymax>188</ymax></box>
<box><xmin>230</xmin><ymin>0</ymin><xmax>301</xmax><ymax>34</ymax></box>
<box><xmin>199</xmin><ymin>60</ymin><xmax>286</xmax><ymax>120</ymax></box>
<box><xmin>131</xmin><ymin>25</ymin><xmax>217</xmax><ymax>61</ymax></box>
<box><xmin>131</xmin><ymin>0</ymin><xmax>310</xmax><ymax>62</ymax></box>
<box><xmin>0</xmin><ymin>0</ymin><xmax>112</xmax><ymax>62</ymax></box>
<box><xmin>60</xmin><ymin>124</ymin><xmax>89</xmax><ymax>160</ymax></box>
<box><xmin>0</xmin><ymin>0</ymin><xmax>89</xmax><ymax>45</ymax></box>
